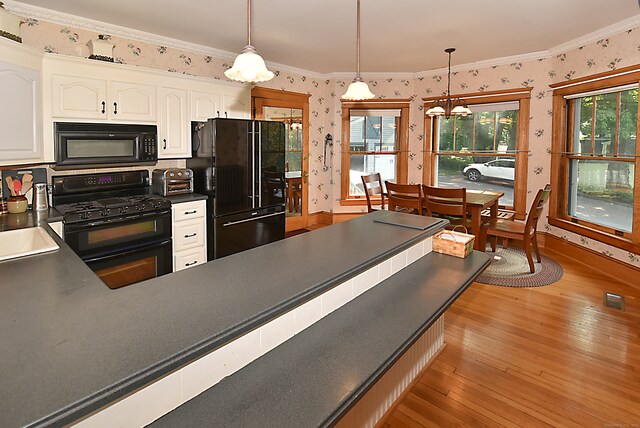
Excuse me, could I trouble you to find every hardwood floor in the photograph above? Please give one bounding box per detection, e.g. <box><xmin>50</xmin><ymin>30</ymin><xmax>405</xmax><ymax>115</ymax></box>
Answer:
<box><xmin>379</xmin><ymin>247</ymin><xmax>640</xmax><ymax>427</ymax></box>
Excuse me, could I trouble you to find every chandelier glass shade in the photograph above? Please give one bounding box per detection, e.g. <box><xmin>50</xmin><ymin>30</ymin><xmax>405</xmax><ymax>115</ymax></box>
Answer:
<box><xmin>341</xmin><ymin>0</ymin><xmax>375</xmax><ymax>100</ymax></box>
<box><xmin>224</xmin><ymin>0</ymin><xmax>274</xmax><ymax>83</ymax></box>
<box><xmin>425</xmin><ymin>48</ymin><xmax>472</xmax><ymax>119</ymax></box>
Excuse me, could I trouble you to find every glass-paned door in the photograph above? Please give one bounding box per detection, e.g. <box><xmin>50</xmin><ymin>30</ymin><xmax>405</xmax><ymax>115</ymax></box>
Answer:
<box><xmin>252</xmin><ymin>88</ymin><xmax>309</xmax><ymax>232</ymax></box>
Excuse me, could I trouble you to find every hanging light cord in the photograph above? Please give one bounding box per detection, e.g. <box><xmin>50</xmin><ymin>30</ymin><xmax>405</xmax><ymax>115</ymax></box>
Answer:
<box><xmin>246</xmin><ymin>0</ymin><xmax>252</xmax><ymax>47</ymax></box>
<box><xmin>446</xmin><ymin>49</ymin><xmax>452</xmax><ymax>98</ymax></box>
<box><xmin>356</xmin><ymin>0</ymin><xmax>361</xmax><ymax>79</ymax></box>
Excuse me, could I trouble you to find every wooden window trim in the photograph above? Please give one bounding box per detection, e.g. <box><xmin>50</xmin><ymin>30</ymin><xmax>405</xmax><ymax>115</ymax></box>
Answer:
<box><xmin>340</xmin><ymin>101</ymin><xmax>410</xmax><ymax>204</ymax></box>
<box><xmin>423</xmin><ymin>88</ymin><xmax>530</xmax><ymax>218</ymax></box>
<box><xmin>550</xmin><ymin>70</ymin><xmax>640</xmax><ymax>252</ymax></box>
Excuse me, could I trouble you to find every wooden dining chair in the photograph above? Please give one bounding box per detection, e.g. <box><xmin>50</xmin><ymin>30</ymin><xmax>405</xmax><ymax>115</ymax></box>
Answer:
<box><xmin>482</xmin><ymin>185</ymin><xmax>551</xmax><ymax>273</ymax></box>
<box><xmin>385</xmin><ymin>181</ymin><xmax>423</xmax><ymax>215</ymax></box>
<box><xmin>361</xmin><ymin>173</ymin><xmax>387</xmax><ymax>213</ymax></box>
<box><xmin>422</xmin><ymin>185</ymin><xmax>470</xmax><ymax>229</ymax></box>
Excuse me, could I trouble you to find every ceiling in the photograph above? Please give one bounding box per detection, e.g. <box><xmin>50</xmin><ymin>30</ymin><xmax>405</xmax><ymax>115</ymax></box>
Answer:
<box><xmin>9</xmin><ymin>0</ymin><xmax>640</xmax><ymax>74</ymax></box>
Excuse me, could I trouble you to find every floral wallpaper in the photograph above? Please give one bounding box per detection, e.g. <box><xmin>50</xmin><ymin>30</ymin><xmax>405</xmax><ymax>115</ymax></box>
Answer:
<box><xmin>10</xmin><ymin>10</ymin><xmax>640</xmax><ymax>270</ymax></box>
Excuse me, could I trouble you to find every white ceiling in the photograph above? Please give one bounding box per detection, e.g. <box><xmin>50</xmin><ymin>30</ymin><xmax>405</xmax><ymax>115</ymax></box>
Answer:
<box><xmin>8</xmin><ymin>0</ymin><xmax>640</xmax><ymax>74</ymax></box>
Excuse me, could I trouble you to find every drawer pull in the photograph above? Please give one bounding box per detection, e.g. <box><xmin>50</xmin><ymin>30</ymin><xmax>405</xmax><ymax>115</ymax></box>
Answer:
<box><xmin>184</xmin><ymin>233</ymin><xmax>197</xmax><ymax>238</ymax></box>
<box><xmin>184</xmin><ymin>210</ymin><xmax>197</xmax><ymax>215</ymax></box>
<box><xmin>185</xmin><ymin>261</ymin><xmax>198</xmax><ymax>267</ymax></box>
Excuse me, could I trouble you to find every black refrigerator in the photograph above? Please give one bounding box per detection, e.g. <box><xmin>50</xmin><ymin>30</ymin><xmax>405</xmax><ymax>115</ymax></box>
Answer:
<box><xmin>188</xmin><ymin>118</ymin><xmax>286</xmax><ymax>260</ymax></box>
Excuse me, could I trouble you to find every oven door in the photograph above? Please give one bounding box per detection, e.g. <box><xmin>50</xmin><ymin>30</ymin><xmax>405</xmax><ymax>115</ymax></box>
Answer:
<box><xmin>84</xmin><ymin>239</ymin><xmax>172</xmax><ymax>289</ymax></box>
<box><xmin>64</xmin><ymin>210</ymin><xmax>172</xmax><ymax>259</ymax></box>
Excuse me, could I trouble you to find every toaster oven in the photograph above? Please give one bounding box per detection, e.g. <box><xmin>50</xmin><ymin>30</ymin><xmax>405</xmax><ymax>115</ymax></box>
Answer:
<box><xmin>152</xmin><ymin>169</ymin><xmax>193</xmax><ymax>196</ymax></box>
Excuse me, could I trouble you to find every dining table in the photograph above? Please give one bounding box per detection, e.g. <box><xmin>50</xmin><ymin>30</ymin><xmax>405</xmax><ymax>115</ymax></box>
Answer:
<box><xmin>464</xmin><ymin>190</ymin><xmax>504</xmax><ymax>250</ymax></box>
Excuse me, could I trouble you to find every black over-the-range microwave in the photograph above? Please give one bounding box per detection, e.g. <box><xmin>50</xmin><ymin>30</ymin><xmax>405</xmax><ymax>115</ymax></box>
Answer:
<box><xmin>54</xmin><ymin>122</ymin><xmax>158</xmax><ymax>169</ymax></box>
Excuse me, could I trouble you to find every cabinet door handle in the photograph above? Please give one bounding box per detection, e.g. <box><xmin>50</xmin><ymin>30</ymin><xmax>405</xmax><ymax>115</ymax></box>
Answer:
<box><xmin>225</xmin><ymin>111</ymin><xmax>228</xmax><ymax>118</ymax></box>
<box><xmin>185</xmin><ymin>261</ymin><xmax>198</xmax><ymax>267</ymax></box>
<box><xmin>184</xmin><ymin>210</ymin><xmax>197</xmax><ymax>215</ymax></box>
<box><xmin>101</xmin><ymin>101</ymin><xmax>106</xmax><ymax>114</ymax></box>
<box><xmin>113</xmin><ymin>102</ymin><xmax>118</xmax><ymax>115</ymax></box>
<box><xmin>216</xmin><ymin>110</ymin><xmax>220</xmax><ymax>117</ymax></box>
<box><xmin>163</xmin><ymin>139</ymin><xmax>167</xmax><ymax>150</ymax></box>
<box><xmin>184</xmin><ymin>233</ymin><xmax>197</xmax><ymax>238</ymax></box>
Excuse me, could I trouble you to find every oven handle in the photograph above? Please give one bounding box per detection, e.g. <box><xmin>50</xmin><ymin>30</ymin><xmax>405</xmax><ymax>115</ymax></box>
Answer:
<box><xmin>83</xmin><ymin>239</ymin><xmax>172</xmax><ymax>263</ymax></box>
<box><xmin>71</xmin><ymin>209</ymin><xmax>171</xmax><ymax>228</ymax></box>
<box><xmin>222</xmin><ymin>211</ymin><xmax>284</xmax><ymax>227</ymax></box>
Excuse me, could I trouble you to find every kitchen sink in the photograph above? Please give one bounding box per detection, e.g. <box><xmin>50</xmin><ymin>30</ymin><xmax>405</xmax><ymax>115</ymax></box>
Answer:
<box><xmin>0</xmin><ymin>227</ymin><xmax>59</xmax><ymax>262</ymax></box>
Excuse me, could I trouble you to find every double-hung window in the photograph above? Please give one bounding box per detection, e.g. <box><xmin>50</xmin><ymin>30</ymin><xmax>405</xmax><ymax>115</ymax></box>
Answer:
<box><xmin>550</xmin><ymin>69</ymin><xmax>640</xmax><ymax>251</ymax></box>
<box><xmin>424</xmin><ymin>89</ymin><xmax>531</xmax><ymax>215</ymax></box>
<box><xmin>340</xmin><ymin>101</ymin><xmax>409</xmax><ymax>203</ymax></box>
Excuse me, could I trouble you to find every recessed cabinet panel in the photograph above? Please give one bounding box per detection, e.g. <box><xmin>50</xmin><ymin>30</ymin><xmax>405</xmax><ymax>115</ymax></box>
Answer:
<box><xmin>110</xmin><ymin>81</ymin><xmax>156</xmax><ymax>121</ymax></box>
<box><xmin>191</xmin><ymin>91</ymin><xmax>221</xmax><ymax>122</ymax></box>
<box><xmin>159</xmin><ymin>87</ymin><xmax>189</xmax><ymax>158</ymax></box>
<box><xmin>222</xmin><ymin>94</ymin><xmax>250</xmax><ymax>119</ymax></box>
<box><xmin>0</xmin><ymin>63</ymin><xmax>41</xmax><ymax>161</ymax></box>
<box><xmin>51</xmin><ymin>74</ymin><xmax>107</xmax><ymax>119</ymax></box>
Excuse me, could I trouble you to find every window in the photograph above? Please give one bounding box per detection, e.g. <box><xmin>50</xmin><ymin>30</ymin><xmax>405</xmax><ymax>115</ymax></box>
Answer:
<box><xmin>341</xmin><ymin>101</ymin><xmax>409</xmax><ymax>203</ymax></box>
<box><xmin>424</xmin><ymin>89</ymin><xmax>531</xmax><ymax>214</ymax></box>
<box><xmin>550</xmin><ymin>69</ymin><xmax>640</xmax><ymax>251</ymax></box>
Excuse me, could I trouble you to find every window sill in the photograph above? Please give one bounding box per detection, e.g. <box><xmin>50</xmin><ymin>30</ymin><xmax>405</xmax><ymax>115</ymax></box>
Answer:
<box><xmin>548</xmin><ymin>217</ymin><xmax>639</xmax><ymax>254</ymax></box>
<box><xmin>339</xmin><ymin>199</ymin><xmax>370</xmax><ymax>207</ymax></box>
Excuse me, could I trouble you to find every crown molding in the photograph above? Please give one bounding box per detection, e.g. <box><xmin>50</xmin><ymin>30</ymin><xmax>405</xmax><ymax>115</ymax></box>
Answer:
<box><xmin>549</xmin><ymin>13</ymin><xmax>640</xmax><ymax>56</ymax></box>
<box><xmin>4</xmin><ymin>1</ymin><xmax>640</xmax><ymax>80</ymax></box>
<box><xmin>2</xmin><ymin>0</ymin><xmax>325</xmax><ymax>79</ymax></box>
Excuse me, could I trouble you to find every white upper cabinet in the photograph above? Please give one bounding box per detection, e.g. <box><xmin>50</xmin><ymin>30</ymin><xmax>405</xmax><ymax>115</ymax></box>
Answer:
<box><xmin>0</xmin><ymin>38</ymin><xmax>43</xmax><ymax>165</ymax></box>
<box><xmin>46</xmin><ymin>55</ymin><xmax>157</xmax><ymax>122</ymax></box>
<box><xmin>158</xmin><ymin>86</ymin><xmax>189</xmax><ymax>158</ymax></box>
<box><xmin>191</xmin><ymin>90</ymin><xmax>221</xmax><ymax>122</ymax></box>
<box><xmin>222</xmin><ymin>93</ymin><xmax>250</xmax><ymax>119</ymax></box>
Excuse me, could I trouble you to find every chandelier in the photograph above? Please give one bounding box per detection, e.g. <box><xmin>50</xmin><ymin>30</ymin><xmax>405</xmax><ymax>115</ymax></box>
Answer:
<box><xmin>341</xmin><ymin>0</ymin><xmax>375</xmax><ymax>100</ymax></box>
<box><xmin>425</xmin><ymin>48</ymin><xmax>472</xmax><ymax>119</ymax></box>
<box><xmin>224</xmin><ymin>0</ymin><xmax>274</xmax><ymax>83</ymax></box>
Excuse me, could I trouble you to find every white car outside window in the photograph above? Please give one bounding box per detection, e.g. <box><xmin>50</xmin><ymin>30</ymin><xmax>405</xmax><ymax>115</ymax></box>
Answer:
<box><xmin>463</xmin><ymin>159</ymin><xmax>515</xmax><ymax>181</ymax></box>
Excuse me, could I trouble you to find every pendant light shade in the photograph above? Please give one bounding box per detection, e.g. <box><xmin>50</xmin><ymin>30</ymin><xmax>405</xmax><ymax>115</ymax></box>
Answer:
<box><xmin>425</xmin><ymin>48</ymin><xmax>472</xmax><ymax>119</ymax></box>
<box><xmin>224</xmin><ymin>0</ymin><xmax>274</xmax><ymax>83</ymax></box>
<box><xmin>341</xmin><ymin>0</ymin><xmax>374</xmax><ymax>100</ymax></box>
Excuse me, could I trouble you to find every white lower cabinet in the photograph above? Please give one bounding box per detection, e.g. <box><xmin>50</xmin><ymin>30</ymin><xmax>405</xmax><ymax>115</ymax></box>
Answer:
<box><xmin>171</xmin><ymin>200</ymin><xmax>207</xmax><ymax>272</ymax></box>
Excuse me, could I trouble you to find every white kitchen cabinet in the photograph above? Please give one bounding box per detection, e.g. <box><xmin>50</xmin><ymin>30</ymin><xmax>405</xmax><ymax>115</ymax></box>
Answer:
<box><xmin>191</xmin><ymin>90</ymin><xmax>221</xmax><ymax>122</ymax></box>
<box><xmin>158</xmin><ymin>86</ymin><xmax>189</xmax><ymax>158</ymax></box>
<box><xmin>51</xmin><ymin>74</ymin><xmax>156</xmax><ymax>121</ymax></box>
<box><xmin>171</xmin><ymin>200</ymin><xmax>207</xmax><ymax>272</ymax></box>
<box><xmin>190</xmin><ymin>82</ymin><xmax>250</xmax><ymax>121</ymax></box>
<box><xmin>0</xmin><ymin>38</ymin><xmax>43</xmax><ymax>165</ymax></box>
<box><xmin>222</xmin><ymin>93</ymin><xmax>250</xmax><ymax>119</ymax></box>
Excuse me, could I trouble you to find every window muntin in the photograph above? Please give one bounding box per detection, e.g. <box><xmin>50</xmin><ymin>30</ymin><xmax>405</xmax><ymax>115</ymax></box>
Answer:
<box><xmin>433</xmin><ymin>106</ymin><xmax>519</xmax><ymax>208</ymax></box>
<box><xmin>565</xmin><ymin>86</ymin><xmax>637</xmax><ymax>234</ymax></box>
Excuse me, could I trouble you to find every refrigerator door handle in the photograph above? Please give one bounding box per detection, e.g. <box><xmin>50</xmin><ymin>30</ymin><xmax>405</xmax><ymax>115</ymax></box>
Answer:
<box><xmin>250</xmin><ymin>122</ymin><xmax>256</xmax><ymax>209</ymax></box>
<box><xmin>257</xmin><ymin>122</ymin><xmax>262</xmax><ymax>207</ymax></box>
<box><xmin>222</xmin><ymin>211</ymin><xmax>284</xmax><ymax>227</ymax></box>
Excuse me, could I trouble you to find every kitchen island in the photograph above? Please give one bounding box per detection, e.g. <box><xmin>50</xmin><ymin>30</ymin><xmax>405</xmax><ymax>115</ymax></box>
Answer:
<box><xmin>0</xmin><ymin>210</ymin><xmax>488</xmax><ymax>427</ymax></box>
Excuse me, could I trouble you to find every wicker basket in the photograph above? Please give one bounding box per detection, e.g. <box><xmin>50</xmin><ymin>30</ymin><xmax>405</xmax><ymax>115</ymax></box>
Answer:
<box><xmin>433</xmin><ymin>226</ymin><xmax>474</xmax><ymax>258</ymax></box>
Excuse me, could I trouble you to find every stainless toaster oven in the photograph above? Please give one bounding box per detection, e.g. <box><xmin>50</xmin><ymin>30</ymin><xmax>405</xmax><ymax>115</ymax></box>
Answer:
<box><xmin>152</xmin><ymin>168</ymin><xmax>193</xmax><ymax>196</ymax></box>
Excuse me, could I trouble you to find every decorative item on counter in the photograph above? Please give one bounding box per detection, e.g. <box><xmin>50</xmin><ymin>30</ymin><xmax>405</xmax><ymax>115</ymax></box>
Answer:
<box><xmin>1</xmin><ymin>168</ymin><xmax>47</xmax><ymax>209</ymax></box>
<box><xmin>33</xmin><ymin>183</ymin><xmax>48</xmax><ymax>211</ymax></box>
<box><xmin>433</xmin><ymin>226</ymin><xmax>474</xmax><ymax>258</ymax></box>
<box><xmin>87</xmin><ymin>34</ymin><xmax>115</xmax><ymax>62</ymax></box>
<box><xmin>0</xmin><ymin>2</ymin><xmax>22</xmax><ymax>43</ymax></box>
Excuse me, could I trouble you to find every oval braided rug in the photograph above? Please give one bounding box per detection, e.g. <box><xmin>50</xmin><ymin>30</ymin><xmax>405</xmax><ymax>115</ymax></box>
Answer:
<box><xmin>476</xmin><ymin>246</ymin><xmax>563</xmax><ymax>287</ymax></box>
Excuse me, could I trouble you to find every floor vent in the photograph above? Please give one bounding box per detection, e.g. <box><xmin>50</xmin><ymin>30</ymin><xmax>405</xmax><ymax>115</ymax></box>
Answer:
<box><xmin>604</xmin><ymin>292</ymin><xmax>625</xmax><ymax>311</ymax></box>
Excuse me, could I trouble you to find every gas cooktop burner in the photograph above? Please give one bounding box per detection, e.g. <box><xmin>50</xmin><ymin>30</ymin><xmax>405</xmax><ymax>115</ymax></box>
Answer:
<box><xmin>56</xmin><ymin>195</ymin><xmax>171</xmax><ymax>224</ymax></box>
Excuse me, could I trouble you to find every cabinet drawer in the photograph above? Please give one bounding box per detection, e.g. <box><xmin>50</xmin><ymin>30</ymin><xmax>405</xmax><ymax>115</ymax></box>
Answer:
<box><xmin>172</xmin><ymin>201</ymin><xmax>205</xmax><ymax>222</ymax></box>
<box><xmin>173</xmin><ymin>218</ymin><xmax>205</xmax><ymax>251</ymax></box>
<box><xmin>174</xmin><ymin>247</ymin><xmax>206</xmax><ymax>271</ymax></box>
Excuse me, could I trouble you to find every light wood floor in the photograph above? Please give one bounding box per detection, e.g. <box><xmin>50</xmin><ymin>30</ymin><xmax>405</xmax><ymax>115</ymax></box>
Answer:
<box><xmin>380</xmin><ymin>247</ymin><xmax>640</xmax><ymax>427</ymax></box>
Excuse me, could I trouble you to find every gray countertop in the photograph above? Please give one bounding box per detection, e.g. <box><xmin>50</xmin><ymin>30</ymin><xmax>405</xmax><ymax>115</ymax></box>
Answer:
<box><xmin>152</xmin><ymin>251</ymin><xmax>490</xmax><ymax>427</ymax></box>
<box><xmin>0</xmin><ymin>210</ymin><xmax>447</xmax><ymax>427</ymax></box>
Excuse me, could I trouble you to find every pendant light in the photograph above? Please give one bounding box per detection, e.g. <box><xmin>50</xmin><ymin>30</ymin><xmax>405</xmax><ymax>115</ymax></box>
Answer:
<box><xmin>341</xmin><ymin>0</ymin><xmax>375</xmax><ymax>100</ymax></box>
<box><xmin>224</xmin><ymin>0</ymin><xmax>274</xmax><ymax>83</ymax></box>
<box><xmin>425</xmin><ymin>48</ymin><xmax>472</xmax><ymax>119</ymax></box>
